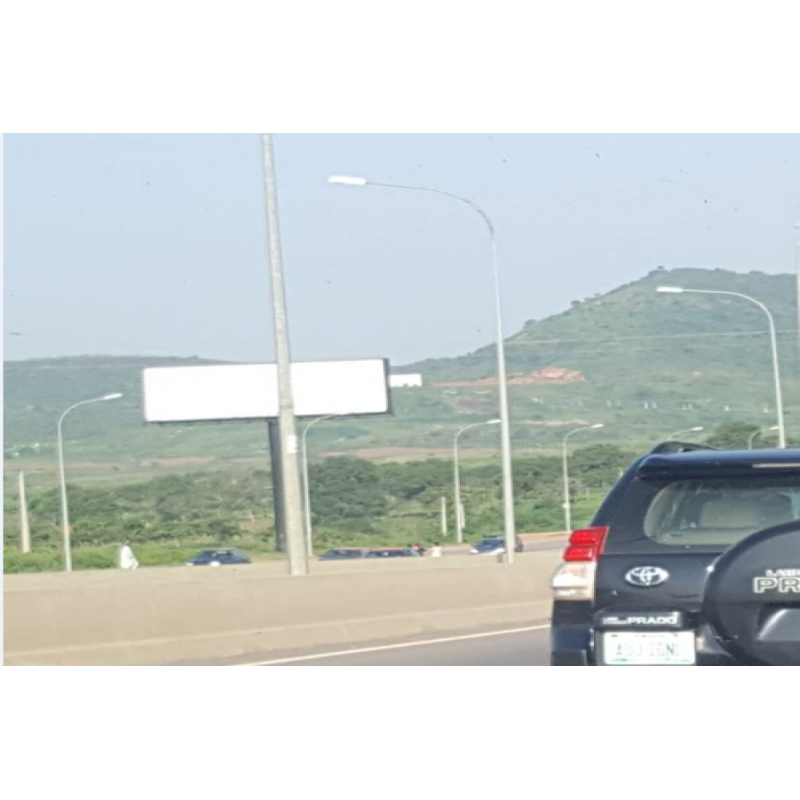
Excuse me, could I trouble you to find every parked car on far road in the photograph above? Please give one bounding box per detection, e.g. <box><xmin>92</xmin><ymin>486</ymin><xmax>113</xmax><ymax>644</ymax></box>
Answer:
<box><xmin>365</xmin><ymin>547</ymin><xmax>421</xmax><ymax>558</ymax></box>
<box><xmin>318</xmin><ymin>548</ymin><xmax>368</xmax><ymax>561</ymax></box>
<box><xmin>187</xmin><ymin>548</ymin><xmax>252</xmax><ymax>567</ymax></box>
<box><xmin>470</xmin><ymin>536</ymin><xmax>525</xmax><ymax>555</ymax></box>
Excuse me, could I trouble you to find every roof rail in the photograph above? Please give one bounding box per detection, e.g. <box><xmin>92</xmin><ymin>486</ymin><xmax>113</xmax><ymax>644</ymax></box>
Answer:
<box><xmin>649</xmin><ymin>441</ymin><xmax>718</xmax><ymax>455</ymax></box>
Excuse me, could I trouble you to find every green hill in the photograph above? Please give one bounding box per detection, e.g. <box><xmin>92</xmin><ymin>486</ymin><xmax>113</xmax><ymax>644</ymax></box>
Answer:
<box><xmin>414</xmin><ymin>266</ymin><xmax>797</xmax><ymax>382</ymax></box>
<box><xmin>407</xmin><ymin>267</ymin><xmax>799</xmax><ymax>437</ymax></box>
<box><xmin>4</xmin><ymin>268</ymin><xmax>799</xmax><ymax>478</ymax></box>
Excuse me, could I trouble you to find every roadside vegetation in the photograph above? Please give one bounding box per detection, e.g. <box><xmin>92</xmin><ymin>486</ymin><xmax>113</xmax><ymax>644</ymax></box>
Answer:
<box><xmin>3</xmin><ymin>444</ymin><xmax>631</xmax><ymax>572</ymax></box>
<box><xmin>4</xmin><ymin>421</ymin><xmax>794</xmax><ymax>573</ymax></box>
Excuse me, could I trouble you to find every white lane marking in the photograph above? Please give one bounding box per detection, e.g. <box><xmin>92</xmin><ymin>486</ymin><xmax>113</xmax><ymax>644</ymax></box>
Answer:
<box><xmin>234</xmin><ymin>624</ymin><xmax>551</xmax><ymax>666</ymax></box>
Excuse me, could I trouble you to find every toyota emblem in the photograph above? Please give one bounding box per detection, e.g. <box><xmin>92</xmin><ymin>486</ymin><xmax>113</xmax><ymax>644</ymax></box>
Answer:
<box><xmin>625</xmin><ymin>566</ymin><xmax>670</xmax><ymax>588</ymax></box>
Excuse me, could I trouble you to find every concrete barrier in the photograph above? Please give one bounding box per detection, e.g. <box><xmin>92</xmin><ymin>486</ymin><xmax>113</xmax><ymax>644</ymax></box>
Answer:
<box><xmin>3</xmin><ymin>551</ymin><xmax>561</xmax><ymax>666</ymax></box>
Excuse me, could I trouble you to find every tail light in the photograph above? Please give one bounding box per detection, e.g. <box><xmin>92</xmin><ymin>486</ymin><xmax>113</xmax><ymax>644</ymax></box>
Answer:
<box><xmin>551</xmin><ymin>526</ymin><xmax>609</xmax><ymax>601</ymax></box>
<box><xmin>564</xmin><ymin>526</ymin><xmax>608</xmax><ymax>562</ymax></box>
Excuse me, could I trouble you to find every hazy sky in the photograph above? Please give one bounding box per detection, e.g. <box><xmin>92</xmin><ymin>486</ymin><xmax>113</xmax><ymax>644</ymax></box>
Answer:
<box><xmin>4</xmin><ymin>133</ymin><xmax>799</xmax><ymax>366</ymax></box>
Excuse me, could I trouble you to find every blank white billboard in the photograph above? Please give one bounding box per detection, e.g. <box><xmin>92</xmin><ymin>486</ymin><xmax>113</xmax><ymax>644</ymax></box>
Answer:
<box><xmin>143</xmin><ymin>359</ymin><xmax>391</xmax><ymax>423</ymax></box>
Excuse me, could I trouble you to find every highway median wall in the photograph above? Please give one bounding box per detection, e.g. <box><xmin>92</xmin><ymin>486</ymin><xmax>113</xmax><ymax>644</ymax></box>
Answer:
<box><xmin>3</xmin><ymin>551</ymin><xmax>562</xmax><ymax>666</ymax></box>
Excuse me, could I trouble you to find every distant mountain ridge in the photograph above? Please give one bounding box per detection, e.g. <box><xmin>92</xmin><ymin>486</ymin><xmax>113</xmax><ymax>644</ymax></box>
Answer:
<box><xmin>408</xmin><ymin>267</ymin><xmax>798</xmax><ymax>382</ymax></box>
<box><xmin>4</xmin><ymin>267</ymin><xmax>798</xmax><ymax>462</ymax></box>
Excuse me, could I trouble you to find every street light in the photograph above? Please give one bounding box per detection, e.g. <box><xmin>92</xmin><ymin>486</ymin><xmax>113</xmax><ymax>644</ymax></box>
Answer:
<box><xmin>300</xmin><ymin>414</ymin><xmax>340</xmax><ymax>555</ymax></box>
<box><xmin>561</xmin><ymin>424</ymin><xmax>604</xmax><ymax>533</ymax></box>
<box><xmin>329</xmin><ymin>175</ymin><xmax>518</xmax><ymax>562</ymax></box>
<box><xmin>748</xmin><ymin>425</ymin><xmax>781</xmax><ymax>450</ymax></box>
<box><xmin>794</xmin><ymin>222</ymin><xmax>800</xmax><ymax>369</ymax></box>
<box><xmin>669</xmin><ymin>426</ymin><xmax>704</xmax><ymax>440</ymax></box>
<box><xmin>452</xmin><ymin>419</ymin><xmax>501</xmax><ymax>543</ymax></box>
<box><xmin>57</xmin><ymin>393</ymin><xmax>123</xmax><ymax>572</ymax></box>
<box><xmin>657</xmin><ymin>286</ymin><xmax>787</xmax><ymax>448</ymax></box>
<box><xmin>329</xmin><ymin>175</ymin><xmax>368</xmax><ymax>187</ymax></box>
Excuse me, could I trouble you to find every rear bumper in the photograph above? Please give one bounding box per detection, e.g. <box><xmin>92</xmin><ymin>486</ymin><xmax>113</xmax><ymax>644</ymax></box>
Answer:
<box><xmin>550</xmin><ymin>624</ymin><xmax>593</xmax><ymax>665</ymax></box>
<box><xmin>551</xmin><ymin>622</ymin><xmax>743</xmax><ymax>666</ymax></box>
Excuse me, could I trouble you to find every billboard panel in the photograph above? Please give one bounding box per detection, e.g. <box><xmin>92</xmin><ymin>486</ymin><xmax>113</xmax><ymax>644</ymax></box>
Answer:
<box><xmin>143</xmin><ymin>359</ymin><xmax>391</xmax><ymax>423</ymax></box>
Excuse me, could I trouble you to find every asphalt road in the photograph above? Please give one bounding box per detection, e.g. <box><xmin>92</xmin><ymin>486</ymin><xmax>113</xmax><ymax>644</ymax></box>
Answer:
<box><xmin>247</xmin><ymin>626</ymin><xmax>552</xmax><ymax>666</ymax></box>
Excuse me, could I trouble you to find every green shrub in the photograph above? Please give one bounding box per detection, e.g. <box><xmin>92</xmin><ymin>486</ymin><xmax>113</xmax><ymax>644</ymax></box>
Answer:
<box><xmin>73</xmin><ymin>547</ymin><xmax>118</xmax><ymax>570</ymax></box>
<box><xmin>4</xmin><ymin>549</ymin><xmax>63</xmax><ymax>573</ymax></box>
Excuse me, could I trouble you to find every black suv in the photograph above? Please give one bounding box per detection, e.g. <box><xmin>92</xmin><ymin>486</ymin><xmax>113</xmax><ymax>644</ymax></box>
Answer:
<box><xmin>551</xmin><ymin>445</ymin><xmax>800</xmax><ymax>666</ymax></box>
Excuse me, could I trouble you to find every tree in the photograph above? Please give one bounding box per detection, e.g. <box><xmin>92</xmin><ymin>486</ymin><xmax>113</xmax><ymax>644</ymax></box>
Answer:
<box><xmin>379</xmin><ymin>459</ymin><xmax>450</xmax><ymax>502</ymax></box>
<box><xmin>309</xmin><ymin>458</ymin><xmax>387</xmax><ymax>522</ymax></box>
<box><xmin>570</xmin><ymin>445</ymin><xmax>636</xmax><ymax>488</ymax></box>
<box><xmin>705</xmin><ymin>422</ymin><xmax>761</xmax><ymax>450</ymax></box>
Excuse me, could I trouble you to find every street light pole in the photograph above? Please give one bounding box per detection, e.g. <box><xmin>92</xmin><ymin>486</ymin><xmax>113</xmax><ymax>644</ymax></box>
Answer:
<box><xmin>57</xmin><ymin>393</ymin><xmax>122</xmax><ymax>572</ymax></box>
<box><xmin>262</xmin><ymin>134</ymin><xmax>308</xmax><ymax>576</ymax></box>
<box><xmin>561</xmin><ymin>424</ymin><xmax>604</xmax><ymax>533</ymax></box>
<box><xmin>794</xmin><ymin>222</ymin><xmax>800</xmax><ymax>373</ymax></box>
<box><xmin>300</xmin><ymin>414</ymin><xmax>339</xmax><ymax>555</ymax></box>
<box><xmin>748</xmin><ymin>425</ymin><xmax>781</xmax><ymax>450</ymax></box>
<box><xmin>453</xmin><ymin>419</ymin><xmax>500</xmax><ymax>543</ymax></box>
<box><xmin>329</xmin><ymin>176</ymin><xmax>518</xmax><ymax>562</ymax></box>
<box><xmin>658</xmin><ymin>287</ymin><xmax>787</xmax><ymax>448</ymax></box>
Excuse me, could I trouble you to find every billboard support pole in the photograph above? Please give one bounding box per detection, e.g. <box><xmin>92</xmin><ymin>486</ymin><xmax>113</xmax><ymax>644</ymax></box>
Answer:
<box><xmin>19</xmin><ymin>471</ymin><xmax>32</xmax><ymax>553</ymax></box>
<box><xmin>267</xmin><ymin>421</ymin><xmax>287</xmax><ymax>552</ymax></box>
<box><xmin>261</xmin><ymin>133</ymin><xmax>309</xmax><ymax>575</ymax></box>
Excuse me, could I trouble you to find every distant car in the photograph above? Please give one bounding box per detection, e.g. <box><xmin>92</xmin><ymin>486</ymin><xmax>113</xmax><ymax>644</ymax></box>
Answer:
<box><xmin>470</xmin><ymin>536</ymin><xmax>525</xmax><ymax>555</ymax></box>
<box><xmin>365</xmin><ymin>547</ymin><xmax>421</xmax><ymax>558</ymax></box>
<box><xmin>187</xmin><ymin>548</ymin><xmax>251</xmax><ymax>566</ymax></box>
<box><xmin>318</xmin><ymin>548</ymin><xmax>368</xmax><ymax>561</ymax></box>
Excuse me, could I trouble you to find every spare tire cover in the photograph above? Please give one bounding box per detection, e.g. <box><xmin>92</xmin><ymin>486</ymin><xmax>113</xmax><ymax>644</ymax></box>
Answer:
<box><xmin>704</xmin><ymin>521</ymin><xmax>800</xmax><ymax>665</ymax></box>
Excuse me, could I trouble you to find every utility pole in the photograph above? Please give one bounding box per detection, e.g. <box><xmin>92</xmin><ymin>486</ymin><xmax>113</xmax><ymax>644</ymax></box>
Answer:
<box><xmin>260</xmin><ymin>134</ymin><xmax>308</xmax><ymax>575</ymax></box>
<box><xmin>300</xmin><ymin>415</ymin><xmax>338</xmax><ymax>556</ymax></box>
<box><xmin>329</xmin><ymin>177</ymin><xmax>517</xmax><ymax>562</ymax></box>
<box><xmin>19</xmin><ymin>471</ymin><xmax>31</xmax><ymax>553</ymax></box>
<box><xmin>658</xmin><ymin>287</ymin><xmax>787</xmax><ymax>448</ymax></box>
<box><xmin>267</xmin><ymin>421</ymin><xmax>286</xmax><ymax>552</ymax></box>
<box><xmin>562</xmin><ymin>424</ymin><xmax>605</xmax><ymax>532</ymax></box>
<box><xmin>58</xmin><ymin>393</ymin><xmax>123</xmax><ymax>572</ymax></box>
<box><xmin>453</xmin><ymin>419</ymin><xmax>501</xmax><ymax>543</ymax></box>
<box><xmin>794</xmin><ymin>222</ymin><xmax>800</xmax><ymax>378</ymax></box>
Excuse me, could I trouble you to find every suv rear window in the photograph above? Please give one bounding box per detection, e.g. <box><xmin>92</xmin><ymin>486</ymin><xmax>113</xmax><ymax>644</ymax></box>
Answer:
<box><xmin>642</xmin><ymin>476</ymin><xmax>800</xmax><ymax>546</ymax></box>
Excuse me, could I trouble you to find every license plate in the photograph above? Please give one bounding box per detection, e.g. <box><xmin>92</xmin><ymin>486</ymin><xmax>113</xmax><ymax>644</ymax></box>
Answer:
<box><xmin>601</xmin><ymin>631</ymin><xmax>696</xmax><ymax>665</ymax></box>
